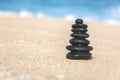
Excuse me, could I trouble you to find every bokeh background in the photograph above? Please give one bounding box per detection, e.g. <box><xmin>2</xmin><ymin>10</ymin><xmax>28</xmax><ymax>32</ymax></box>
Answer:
<box><xmin>0</xmin><ymin>0</ymin><xmax>120</xmax><ymax>80</ymax></box>
<box><xmin>0</xmin><ymin>0</ymin><xmax>120</xmax><ymax>22</ymax></box>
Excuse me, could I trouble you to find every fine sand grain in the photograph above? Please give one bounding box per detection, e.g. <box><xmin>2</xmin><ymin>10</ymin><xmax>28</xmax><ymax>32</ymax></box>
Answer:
<box><xmin>0</xmin><ymin>17</ymin><xmax>120</xmax><ymax>80</ymax></box>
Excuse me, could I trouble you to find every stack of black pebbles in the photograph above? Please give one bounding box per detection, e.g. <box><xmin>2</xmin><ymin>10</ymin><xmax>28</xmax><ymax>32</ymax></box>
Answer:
<box><xmin>66</xmin><ymin>19</ymin><xmax>93</xmax><ymax>60</ymax></box>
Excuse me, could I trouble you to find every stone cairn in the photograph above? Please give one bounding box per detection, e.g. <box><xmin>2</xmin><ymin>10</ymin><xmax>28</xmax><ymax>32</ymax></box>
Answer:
<box><xmin>66</xmin><ymin>19</ymin><xmax>93</xmax><ymax>60</ymax></box>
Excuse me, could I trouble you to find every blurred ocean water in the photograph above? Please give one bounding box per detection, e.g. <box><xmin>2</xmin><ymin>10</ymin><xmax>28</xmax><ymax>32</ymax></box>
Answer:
<box><xmin>0</xmin><ymin>0</ymin><xmax>120</xmax><ymax>22</ymax></box>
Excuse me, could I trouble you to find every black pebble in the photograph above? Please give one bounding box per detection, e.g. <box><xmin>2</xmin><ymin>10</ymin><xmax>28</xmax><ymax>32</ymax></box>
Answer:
<box><xmin>75</xmin><ymin>19</ymin><xmax>83</xmax><ymax>24</ymax></box>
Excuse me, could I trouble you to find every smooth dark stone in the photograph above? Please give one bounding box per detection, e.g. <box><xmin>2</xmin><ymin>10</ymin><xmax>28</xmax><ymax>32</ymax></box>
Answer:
<box><xmin>71</xmin><ymin>33</ymin><xmax>89</xmax><ymax>38</ymax></box>
<box><xmin>71</xmin><ymin>28</ymin><xmax>88</xmax><ymax>32</ymax></box>
<box><xmin>82</xmin><ymin>24</ymin><xmax>88</xmax><ymax>28</ymax></box>
<box><xmin>72</xmin><ymin>24</ymin><xmax>88</xmax><ymax>28</ymax></box>
<box><xmin>66</xmin><ymin>52</ymin><xmax>91</xmax><ymax>59</ymax></box>
<box><xmin>75</xmin><ymin>19</ymin><xmax>83</xmax><ymax>24</ymax></box>
<box><xmin>70</xmin><ymin>39</ymin><xmax>90</xmax><ymax>45</ymax></box>
<box><xmin>72</xmin><ymin>24</ymin><xmax>81</xmax><ymax>28</ymax></box>
<box><xmin>66</xmin><ymin>45</ymin><xmax>93</xmax><ymax>51</ymax></box>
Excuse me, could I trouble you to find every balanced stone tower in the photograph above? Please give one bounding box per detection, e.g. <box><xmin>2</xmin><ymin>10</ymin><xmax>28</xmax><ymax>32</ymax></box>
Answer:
<box><xmin>66</xmin><ymin>19</ymin><xmax>93</xmax><ymax>59</ymax></box>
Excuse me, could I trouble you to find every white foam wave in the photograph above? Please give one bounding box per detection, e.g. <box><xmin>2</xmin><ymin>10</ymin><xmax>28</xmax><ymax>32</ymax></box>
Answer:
<box><xmin>103</xmin><ymin>19</ymin><xmax>120</xmax><ymax>25</ymax></box>
<box><xmin>0</xmin><ymin>10</ymin><xmax>45</xmax><ymax>18</ymax></box>
<box><xmin>64</xmin><ymin>14</ymin><xmax>76</xmax><ymax>21</ymax></box>
<box><xmin>0</xmin><ymin>11</ymin><xmax>17</xmax><ymax>17</ymax></box>
<box><xmin>36</xmin><ymin>12</ymin><xmax>45</xmax><ymax>18</ymax></box>
<box><xmin>19</xmin><ymin>10</ymin><xmax>33</xmax><ymax>17</ymax></box>
<box><xmin>64</xmin><ymin>14</ymin><xmax>120</xmax><ymax>25</ymax></box>
<box><xmin>0</xmin><ymin>10</ymin><xmax>120</xmax><ymax>25</ymax></box>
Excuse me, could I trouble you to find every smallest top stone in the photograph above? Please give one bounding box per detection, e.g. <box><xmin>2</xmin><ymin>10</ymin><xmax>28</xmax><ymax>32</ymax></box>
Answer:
<box><xmin>75</xmin><ymin>19</ymin><xmax>83</xmax><ymax>24</ymax></box>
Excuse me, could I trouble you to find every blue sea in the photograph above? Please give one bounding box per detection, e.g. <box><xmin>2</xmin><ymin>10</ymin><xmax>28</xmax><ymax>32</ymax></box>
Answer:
<box><xmin>0</xmin><ymin>0</ymin><xmax>120</xmax><ymax>22</ymax></box>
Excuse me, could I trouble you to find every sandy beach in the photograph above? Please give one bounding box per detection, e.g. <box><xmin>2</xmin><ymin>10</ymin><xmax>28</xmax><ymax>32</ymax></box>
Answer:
<box><xmin>0</xmin><ymin>17</ymin><xmax>120</xmax><ymax>80</ymax></box>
